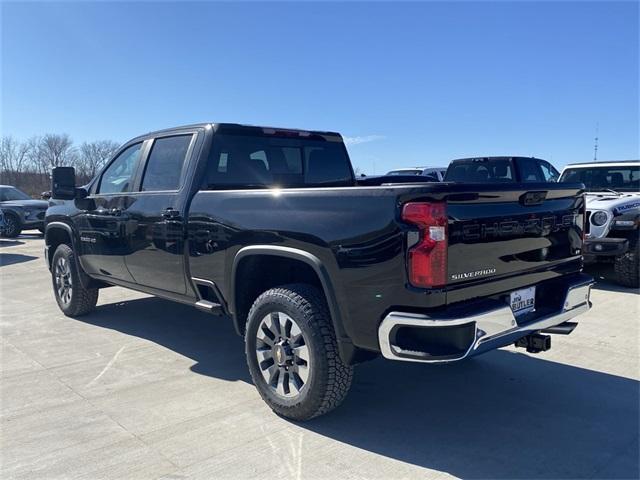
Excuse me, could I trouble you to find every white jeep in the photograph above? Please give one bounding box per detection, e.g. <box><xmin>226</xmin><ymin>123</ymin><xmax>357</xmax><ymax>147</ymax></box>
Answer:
<box><xmin>559</xmin><ymin>161</ymin><xmax>640</xmax><ymax>287</ymax></box>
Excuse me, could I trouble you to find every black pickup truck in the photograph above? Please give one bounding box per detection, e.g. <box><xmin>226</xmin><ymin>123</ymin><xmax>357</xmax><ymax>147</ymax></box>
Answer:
<box><xmin>46</xmin><ymin>123</ymin><xmax>593</xmax><ymax>420</ymax></box>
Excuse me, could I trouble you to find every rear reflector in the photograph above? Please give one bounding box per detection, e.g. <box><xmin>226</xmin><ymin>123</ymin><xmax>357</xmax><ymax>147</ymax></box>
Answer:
<box><xmin>402</xmin><ymin>202</ymin><xmax>448</xmax><ymax>287</ymax></box>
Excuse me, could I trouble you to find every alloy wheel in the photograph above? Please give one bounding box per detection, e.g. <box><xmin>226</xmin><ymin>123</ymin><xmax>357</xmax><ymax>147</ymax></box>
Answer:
<box><xmin>255</xmin><ymin>311</ymin><xmax>310</xmax><ymax>398</ymax></box>
<box><xmin>54</xmin><ymin>257</ymin><xmax>73</xmax><ymax>305</ymax></box>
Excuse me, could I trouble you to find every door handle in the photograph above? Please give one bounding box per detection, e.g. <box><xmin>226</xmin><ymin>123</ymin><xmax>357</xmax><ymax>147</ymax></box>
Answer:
<box><xmin>90</xmin><ymin>207</ymin><xmax>122</xmax><ymax>217</ymax></box>
<box><xmin>161</xmin><ymin>208</ymin><xmax>181</xmax><ymax>220</ymax></box>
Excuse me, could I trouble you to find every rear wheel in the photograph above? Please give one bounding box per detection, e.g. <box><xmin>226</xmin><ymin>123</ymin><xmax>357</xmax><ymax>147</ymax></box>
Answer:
<box><xmin>51</xmin><ymin>244</ymin><xmax>99</xmax><ymax>316</ymax></box>
<box><xmin>614</xmin><ymin>239</ymin><xmax>639</xmax><ymax>288</ymax></box>
<box><xmin>2</xmin><ymin>213</ymin><xmax>22</xmax><ymax>238</ymax></box>
<box><xmin>245</xmin><ymin>284</ymin><xmax>353</xmax><ymax>421</ymax></box>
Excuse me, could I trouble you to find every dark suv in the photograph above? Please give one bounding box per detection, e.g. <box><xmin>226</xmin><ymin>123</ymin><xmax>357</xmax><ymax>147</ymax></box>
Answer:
<box><xmin>0</xmin><ymin>185</ymin><xmax>48</xmax><ymax>237</ymax></box>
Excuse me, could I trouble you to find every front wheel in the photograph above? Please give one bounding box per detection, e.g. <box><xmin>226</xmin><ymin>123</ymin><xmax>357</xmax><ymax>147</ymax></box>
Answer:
<box><xmin>245</xmin><ymin>284</ymin><xmax>353</xmax><ymax>421</ymax></box>
<box><xmin>614</xmin><ymin>239</ymin><xmax>639</xmax><ymax>288</ymax></box>
<box><xmin>2</xmin><ymin>213</ymin><xmax>22</xmax><ymax>238</ymax></box>
<box><xmin>51</xmin><ymin>244</ymin><xmax>99</xmax><ymax>316</ymax></box>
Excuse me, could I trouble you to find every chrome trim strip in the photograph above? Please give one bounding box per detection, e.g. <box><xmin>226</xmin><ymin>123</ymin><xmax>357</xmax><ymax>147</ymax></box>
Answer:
<box><xmin>378</xmin><ymin>280</ymin><xmax>593</xmax><ymax>364</ymax></box>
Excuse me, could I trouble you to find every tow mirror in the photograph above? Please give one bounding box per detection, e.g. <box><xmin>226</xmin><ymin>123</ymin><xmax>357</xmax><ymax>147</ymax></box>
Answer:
<box><xmin>51</xmin><ymin>167</ymin><xmax>77</xmax><ymax>200</ymax></box>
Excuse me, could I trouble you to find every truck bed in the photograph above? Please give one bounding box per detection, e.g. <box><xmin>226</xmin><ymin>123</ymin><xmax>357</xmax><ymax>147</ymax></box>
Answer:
<box><xmin>187</xmin><ymin>181</ymin><xmax>585</xmax><ymax>352</ymax></box>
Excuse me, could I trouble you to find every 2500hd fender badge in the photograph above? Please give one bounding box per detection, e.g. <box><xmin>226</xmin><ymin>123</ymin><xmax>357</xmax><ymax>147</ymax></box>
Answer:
<box><xmin>450</xmin><ymin>268</ymin><xmax>497</xmax><ymax>281</ymax></box>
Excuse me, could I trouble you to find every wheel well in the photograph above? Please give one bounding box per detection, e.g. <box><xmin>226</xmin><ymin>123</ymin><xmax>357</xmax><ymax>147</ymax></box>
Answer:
<box><xmin>3</xmin><ymin>210</ymin><xmax>20</xmax><ymax>223</ymax></box>
<box><xmin>45</xmin><ymin>227</ymin><xmax>72</xmax><ymax>268</ymax></box>
<box><xmin>233</xmin><ymin>255</ymin><xmax>323</xmax><ymax>335</ymax></box>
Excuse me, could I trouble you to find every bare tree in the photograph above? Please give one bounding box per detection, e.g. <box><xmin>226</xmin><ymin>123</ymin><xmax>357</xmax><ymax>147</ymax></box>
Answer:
<box><xmin>0</xmin><ymin>136</ymin><xmax>35</xmax><ymax>185</ymax></box>
<box><xmin>35</xmin><ymin>133</ymin><xmax>77</xmax><ymax>175</ymax></box>
<box><xmin>77</xmin><ymin>140</ymin><xmax>119</xmax><ymax>178</ymax></box>
<box><xmin>1</xmin><ymin>134</ymin><xmax>119</xmax><ymax>196</ymax></box>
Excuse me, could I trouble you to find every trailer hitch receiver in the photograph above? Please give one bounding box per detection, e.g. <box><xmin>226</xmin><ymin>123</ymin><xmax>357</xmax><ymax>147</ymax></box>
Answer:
<box><xmin>515</xmin><ymin>333</ymin><xmax>551</xmax><ymax>353</ymax></box>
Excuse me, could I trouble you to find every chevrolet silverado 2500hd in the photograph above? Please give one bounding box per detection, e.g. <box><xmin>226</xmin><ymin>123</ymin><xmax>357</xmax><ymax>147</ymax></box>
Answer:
<box><xmin>45</xmin><ymin>123</ymin><xmax>593</xmax><ymax>420</ymax></box>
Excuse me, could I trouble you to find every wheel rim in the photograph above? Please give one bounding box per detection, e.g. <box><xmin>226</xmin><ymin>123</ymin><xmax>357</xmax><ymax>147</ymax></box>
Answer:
<box><xmin>54</xmin><ymin>257</ymin><xmax>73</xmax><ymax>305</ymax></box>
<box><xmin>255</xmin><ymin>311</ymin><xmax>310</xmax><ymax>398</ymax></box>
<box><xmin>4</xmin><ymin>217</ymin><xmax>17</xmax><ymax>236</ymax></box>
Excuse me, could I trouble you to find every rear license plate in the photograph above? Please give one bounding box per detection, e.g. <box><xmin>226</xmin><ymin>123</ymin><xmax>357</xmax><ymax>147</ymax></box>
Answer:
<box><xmin>510</xmin><ymin>286</ymin><xmax>536</xmax><ymax>316</ymax></box>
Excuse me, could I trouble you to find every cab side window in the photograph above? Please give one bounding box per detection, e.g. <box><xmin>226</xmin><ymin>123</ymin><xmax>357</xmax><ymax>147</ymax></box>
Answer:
<box><xmin>539</xmin><ymin>161</ymin><xmax>560</xmax><ymax>182</ymax></box>
<box><xmin>98</xmin><ymin>143</ymin><xmax>143</xmax><ymax>194</ymax></box>
<box><xmin>517</xmin><ymin>158</ymin><xmax>545</xmax><ymax>182</ymax></box>
<box><xmin>140</xmin><ymin>135</ymin><xmax>193</xmax><ymax>191</ymax></box>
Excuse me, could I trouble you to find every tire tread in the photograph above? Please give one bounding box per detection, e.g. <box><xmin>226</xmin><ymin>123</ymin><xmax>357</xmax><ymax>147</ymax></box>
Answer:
<box><xmin>614</xmin><ymin>238</ymin><xmax>639</xmax><ymax>288</ymax></box>
<box><xmin>52</xmin><ymin>244</ymin><xmax>98</xmax><ymax>316</ymax></box>
<box><xmin>245</xmin><ymin>283</ymin><xmax>353</xmax><ymax>420</ymax></box>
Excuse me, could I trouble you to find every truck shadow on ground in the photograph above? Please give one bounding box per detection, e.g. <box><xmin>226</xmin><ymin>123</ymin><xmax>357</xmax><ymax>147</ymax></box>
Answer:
<box><xmin>0</xmin><ymin>239</ymin><xmax>25</xmax><ymax>247</ymax></box>
<box><xmin>0</xmin><ymin>253</ymin><xmax>39</xmax><ymax>267</ymax></box>
<box><xmin>81</xmin><ymin>297</ymin><xmax>639</xmax><ymax>479</ymax></box>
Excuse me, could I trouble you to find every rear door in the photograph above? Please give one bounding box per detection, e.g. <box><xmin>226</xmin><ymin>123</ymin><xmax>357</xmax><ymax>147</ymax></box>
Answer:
<box><xmin>76</xmin><ymin>141</ymin><xmax>147</xmax><ymax>282</ymax></box>
<box><xmin>122</xmin><ymin>132</ymin><xmax>198</xmax><ymax>294</ymax></box>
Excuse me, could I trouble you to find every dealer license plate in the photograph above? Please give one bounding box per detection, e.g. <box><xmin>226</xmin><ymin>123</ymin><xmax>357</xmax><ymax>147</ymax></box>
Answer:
<box><xmin>510</xmin><ymin>286</ymin><xmax>536</xmax><ymax>316</ymax></box>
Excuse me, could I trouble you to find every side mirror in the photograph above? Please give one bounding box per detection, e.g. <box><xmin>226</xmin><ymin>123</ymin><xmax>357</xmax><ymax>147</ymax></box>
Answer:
<box><xmin>51</xmin><ymin>167</ymin><xmax>77</xmax><ymax>200</ymax></box>
<box><xmin>41</xmin><ymin>191</ymin><xmax>51</xmax><ymax>200</ymax></box>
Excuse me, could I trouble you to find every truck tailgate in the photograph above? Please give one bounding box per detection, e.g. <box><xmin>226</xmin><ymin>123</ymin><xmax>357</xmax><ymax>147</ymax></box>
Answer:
<box><xmin>446</xmin><ymin>185</ymin><xmax>585</xmax><ymax>286</ymax></box>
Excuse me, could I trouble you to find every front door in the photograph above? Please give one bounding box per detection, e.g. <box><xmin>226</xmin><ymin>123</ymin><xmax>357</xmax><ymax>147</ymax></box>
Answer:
<box><xmin>122</xmin><ymin>133</ymin><xmax>196</xmax><ymax>295</ymax></box>
<box><xmin>76</xmin><ymin>141</ymin><xmax>146</xmax><ymax>282</ymax></box>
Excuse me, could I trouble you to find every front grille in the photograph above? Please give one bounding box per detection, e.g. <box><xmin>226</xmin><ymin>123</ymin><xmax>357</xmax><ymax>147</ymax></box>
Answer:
<box><xmin>37</xmin><ymin>211</ymin><xmax>45</xmax><ymax>220</ymax></box>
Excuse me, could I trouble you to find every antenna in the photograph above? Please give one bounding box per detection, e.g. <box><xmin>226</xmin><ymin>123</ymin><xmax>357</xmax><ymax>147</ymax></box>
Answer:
<box><xmin>593</xmin><ymin>123</ymin><xmax>599</xmax><ymax>162</ymax></box>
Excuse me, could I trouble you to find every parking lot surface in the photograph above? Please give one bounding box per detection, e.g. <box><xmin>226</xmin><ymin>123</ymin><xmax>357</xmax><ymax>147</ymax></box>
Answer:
<box><xmin>1</xmin><ymin>236</ymin><xmax>638</xmax><ymax>479</ymax></box>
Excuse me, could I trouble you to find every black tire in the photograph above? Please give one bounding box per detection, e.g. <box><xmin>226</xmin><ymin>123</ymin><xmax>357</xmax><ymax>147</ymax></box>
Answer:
<box><xmin>51</xmin><ymin>244</ymin><xmax>99</xmax><ymax>316</ymax></box>
<box><xmin>614</xmin><ymin>239</ymin><xmax>639</xmax><ymax>288</ymax></box>
<box><xmin>245</xmin><ymin>284</ymin><xmax>353</xmax><ymax>421</ymax></box>
<box><xmin>2</xmin><ymin>213</ymin><xmax>22</xmax><ymax>238</ymax></box>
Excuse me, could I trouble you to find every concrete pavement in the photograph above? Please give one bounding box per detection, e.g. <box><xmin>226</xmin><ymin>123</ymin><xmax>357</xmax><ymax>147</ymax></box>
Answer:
<box><xmin>1</xmin><ymin>236</ymin><xmax>638</xmax><ymax>479</ymax></box>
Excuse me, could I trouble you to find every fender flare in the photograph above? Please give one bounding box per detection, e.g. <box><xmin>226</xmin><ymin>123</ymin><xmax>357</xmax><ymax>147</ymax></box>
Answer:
<box><xmin>230</xmin><ymin>245</ymin><xmax>354</xmax><ymax>360</ymax></box>
<box><xmin>45</xmin><ymin>222</ymin><xmax>93</xmax><ymax>289</ymax></box>
<box><xmin>45</xmin><ymin>222</ymin><xmax>77</xmax><ymax>260</ymax></box>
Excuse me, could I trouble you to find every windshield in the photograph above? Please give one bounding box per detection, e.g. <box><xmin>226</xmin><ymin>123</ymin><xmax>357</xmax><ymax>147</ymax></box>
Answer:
<box><xmin>0</xmin><ymin>186</ymin><xmax>31</xmax><ymax>201</ymax></box>
<box><xmin>559</xmin><ymin>166</ymin><xmax>640</xmax><ymax>192</ymax></box>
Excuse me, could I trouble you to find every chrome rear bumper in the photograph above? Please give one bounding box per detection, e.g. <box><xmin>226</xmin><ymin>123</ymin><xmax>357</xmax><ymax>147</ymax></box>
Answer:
<box><xmin>378</xmin><ymin>276</ymin><xmax>593</xmax><ymax>363</ymax></box>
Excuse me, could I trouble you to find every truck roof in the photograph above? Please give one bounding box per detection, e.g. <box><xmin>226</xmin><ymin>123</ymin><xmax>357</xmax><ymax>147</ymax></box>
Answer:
<box><xmin>388</xmin><ymin>166</ymin><xmax>446</xmax><ymax>171</ymax></box>
<box><xmin>136</xmin><ymin>123</ymin><xmax>343</xmax><ymax>141</ymax></box>
<box><xmin>449</xmin><ymin>156</ymin><xmax>546</xmax><ymax>163</ymax></box>
<box><xmin>564</xmin><ymin>160</ymin><xmax>640</xmax><ymax>168</ymax></box>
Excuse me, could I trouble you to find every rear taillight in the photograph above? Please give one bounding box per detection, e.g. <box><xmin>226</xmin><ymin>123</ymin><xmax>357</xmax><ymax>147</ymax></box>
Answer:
<box><xmin>402</xmin><ymin>202</ymin><xmax>448</xmax><ymax>288</ymax></box>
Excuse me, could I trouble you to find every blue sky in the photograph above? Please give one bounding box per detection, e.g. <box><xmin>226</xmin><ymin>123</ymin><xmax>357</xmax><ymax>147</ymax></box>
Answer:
<box><xmin>2</xmin><ymin>1</ymin><xmax>638</xmax><ymax>173</ymax></box>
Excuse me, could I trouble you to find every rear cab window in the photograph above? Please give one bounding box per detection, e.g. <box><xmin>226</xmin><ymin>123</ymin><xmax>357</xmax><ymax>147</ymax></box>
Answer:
<box><xmin>203</xmin><ymin>129</ymin><xmax>354</xmax><ymax>189</ymax></box>
<box><xmin>445</xmin><ymin>158</ymin><xmax>515</xmax><ymax>182</ymax></box>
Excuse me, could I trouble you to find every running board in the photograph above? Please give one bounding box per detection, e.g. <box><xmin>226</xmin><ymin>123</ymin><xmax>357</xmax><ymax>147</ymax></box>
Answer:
<box><xmin>195</xmin><ymin>300</ymin><xmax>223</xmax><ymax>315</ymax></box>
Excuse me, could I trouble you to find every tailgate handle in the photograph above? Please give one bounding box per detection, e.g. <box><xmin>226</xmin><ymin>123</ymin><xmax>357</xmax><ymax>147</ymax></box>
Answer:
<box><xmin>520</xmin><ymin>191</ymin><xmax>547</xmax><ymax>206</ymax></box>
